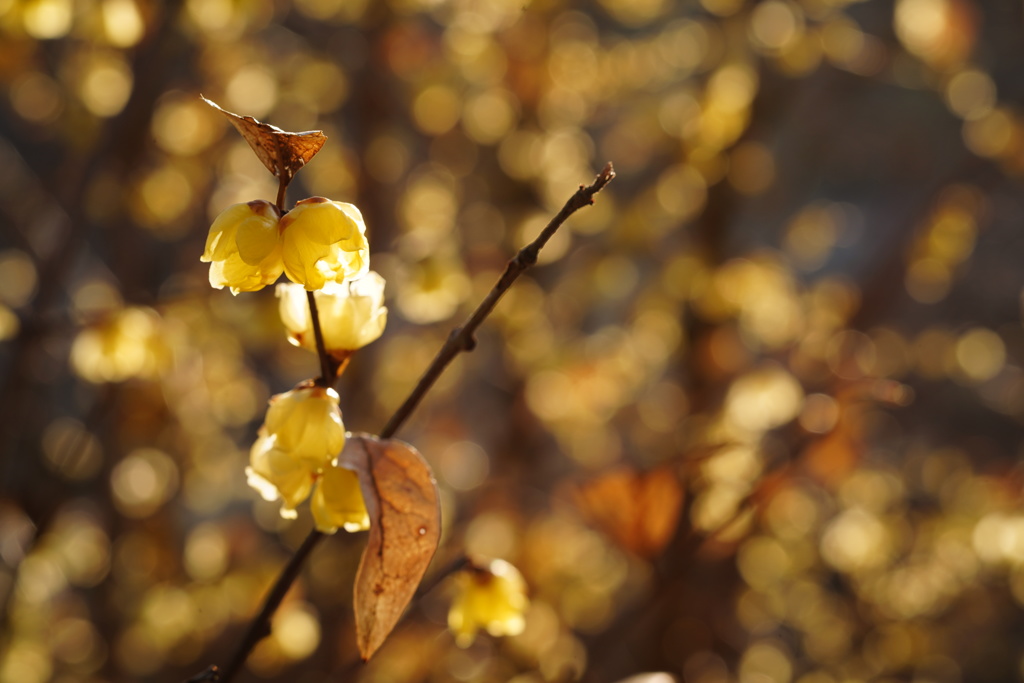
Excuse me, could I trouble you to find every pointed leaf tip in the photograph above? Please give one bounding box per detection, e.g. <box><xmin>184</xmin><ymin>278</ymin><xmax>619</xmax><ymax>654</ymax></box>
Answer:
<box><xmin>202</xmin><ymin>95</ymin><xmax>327</xmax><ymax>181</ymax></box>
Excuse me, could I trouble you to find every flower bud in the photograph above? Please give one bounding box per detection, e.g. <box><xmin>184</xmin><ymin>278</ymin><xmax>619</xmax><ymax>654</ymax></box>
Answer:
<box><xmin>264</xmin><ymin>385</ymin><xmax>346</xmax><ymax>468</ymax></box>
<box><xmin>201</xmin><ymin>200</ymin><xmax>284</xmax><ymax>294</ymax></box>
<box><xmin>246</xmin><ymin>431</ymin><xmax>316</xmax><ymax>518</ymax></box>
<box><xmin>311</xmin><ymin>464</ymin><xmax>370</xmax><ymax>533</ymax></box>
<box><xmin>279</xmin><ymin>197</ymin><xmax>369</xmax><ymax>291</ymax></box>
<box><xmin>448</xmin><ymin>559</ymin><xmax>529</xmax><ymax>647</ymax></box>
<box><xmin>277</xmin><ymin>272</ymin><xmax>388</xmax><ymax>355</ymax></box>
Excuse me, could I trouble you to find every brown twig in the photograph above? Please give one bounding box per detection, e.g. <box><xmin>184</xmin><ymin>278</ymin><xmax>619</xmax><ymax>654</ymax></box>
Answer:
<box><xmin>206</xmin><ymin>163</ymin><xmax>615</xmax><ymax>683</ymax></box>
<box><xmin>380</xmin><ymin>162</ymin><xmax>616</xmax><ymax>440</ymax></box>
<box><xmin>275</xmin><ymin>175</ymin><xmax>289</xmax><ymax>213</ymax></box>
<box><xmin>413</xmin><ymin>554</ymin><xmax>470</xmax><ymax>601</ymax></box>
<box><xmin>216</xmin><ymin>531</ymin><xmax>322</xmax><ymax>683</ymax></box>
<box><xmin>306</xmin><ymin>291</ymin><xmax>334</xmax><ymax>386</ymax></box>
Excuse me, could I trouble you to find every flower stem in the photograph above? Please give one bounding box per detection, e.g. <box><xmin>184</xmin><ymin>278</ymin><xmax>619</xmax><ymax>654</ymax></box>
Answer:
<box><xmin>276</xmin><ymin>175</ymin><xmax>289</xmax><ymax>213</ymax></box>
<box><xmin>306</xmin><ymin>290</ymin><xmax>333</xmax><ymax>386</ymax></box>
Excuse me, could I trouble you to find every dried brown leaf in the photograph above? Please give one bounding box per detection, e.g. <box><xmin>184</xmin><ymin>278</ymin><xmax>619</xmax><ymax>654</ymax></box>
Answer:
<box><xmin>201</xmin><ymin>96</ymin><xmax>327</xmax><ymax>181</ymax></box>
<box><xmin>340</xmin><ymin>434</ymin><xmax>441</xmax><ymax>660</ymax></box>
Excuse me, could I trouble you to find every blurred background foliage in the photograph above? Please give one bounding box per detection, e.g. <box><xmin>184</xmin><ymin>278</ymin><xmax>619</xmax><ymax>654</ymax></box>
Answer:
<box><xmin>2</xmin><ymin>0</ymin><xmax>1024</xmax><ymax>682</ymax></box>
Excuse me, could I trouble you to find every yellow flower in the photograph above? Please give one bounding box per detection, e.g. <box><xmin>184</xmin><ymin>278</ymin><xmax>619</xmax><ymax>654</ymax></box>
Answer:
<box><xmin>201</xmin><ymin>197</ymin><xmax>370</xmax><ymax>294</ymax></box>
<box><xmin>246</xmin><ymin>431</ymin><xmax>316</xmax><ymax>519</ymax></box>
<box><xmin>264</xmin><ymin>384</ymin><xmax>346</xmax><ymax>468</ymax></box>
<box><xmin>311</xmin><ymin>464</ymin><xmax>370</xmax><ymax>533</ymax></box>
<box><xmin>448</xmin><ymin>559</ymin><xmax>529</xmax><ymax>647</ymax></box>
<box><xmin>202</xmin><ymin>200</ymin><xmax>284</xmax><ymax>294</ymax></box>
<box><xmin>277</xmin><ymin>272</ymin><xmax>388</xmax><ymax>355</ymax></box>
<box><xmin>279</xmin><ymin>197</ymin><xmax>369</xmax><ymax>291</ymax></box>
<box><xmin>70</xmin><ymin>306</ymin><xmax>168</xmax><ymax>383</ymax></box>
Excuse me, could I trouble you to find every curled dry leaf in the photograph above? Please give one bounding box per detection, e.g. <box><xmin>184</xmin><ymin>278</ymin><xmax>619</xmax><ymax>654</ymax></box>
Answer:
<box><xmin>339</xmin><ymin>434</ymin><xmax>441</xmax><ymax>660</ymax></box>
<box><xmin>201</xmin><ymin>96</ymin><xmax>327</xmax><ymax>181</ymax></box>
<box><xmin>571</xmin><ymin>465</ymin><xmax>683</xmax><ymax>559</ymax></box>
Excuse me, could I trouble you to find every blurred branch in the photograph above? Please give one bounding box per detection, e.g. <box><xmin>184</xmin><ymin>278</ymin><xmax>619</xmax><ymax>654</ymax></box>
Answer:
<box><xmin>0</xmin><ymin>0</ymin><xmax>186</xmax><ymax>479</ymax></box>
<box><xmin>413</xmin><ymin>554</ymin><xmax>470</xmax><ymax>601</ymax></box>
<box><xmin>204</xmin><ymin>162</ymin><xmax>616</xmax><ymax>683</ymax></box>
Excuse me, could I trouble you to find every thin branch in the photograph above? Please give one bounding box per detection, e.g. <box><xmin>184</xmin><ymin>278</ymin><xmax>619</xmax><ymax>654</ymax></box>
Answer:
<box><xmin>207</xmin><ymin>162</ymin><xmax>615</xmax><ymax>683</ymax></box>
<box><xmin>380</xmin><ymin>161</ymin><xmax>616</xmax><ymax>439</ymax></box>
<box><xmin>216</xmin><ymin>530</ymin><xmax>323</xmax><ymax>683</ymax></box>
<box><xmin>275</xmin><ymin>175</ymin><xmax>289</xmax><ymax>213</ymax></box>
<box><xmin>306</xmin><ymin>291</ymin><xmax>334</xmax><ymax>386</ymax></box>
<box><xmin>413</xmin><ymin>554</ymin><xmax>470</xmax><ymax>601</ymax></box>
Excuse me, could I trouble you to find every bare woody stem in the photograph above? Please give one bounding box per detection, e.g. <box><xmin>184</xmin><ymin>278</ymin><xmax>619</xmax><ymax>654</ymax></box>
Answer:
<box><xmin>306</xmin><ymin>291</ymin><xmax>334</xmax><ymax>386</ymax></box>
<box><xmin>217</xmin><ymin>531</ymin><xmax>322</xmax><ymax>683</ymax></box>
<box><xmin>211</xmin><ymin>162</ymin><xmax>615</xmax><ymax>683</ymax></box>
<box><xmin>275</xmin><ymin>175</ymin><xmax>289</xmax><ymax>213</ymax></box>
<box><xmin>381</xmin><ymin>161</ymin><xmax>616</xmax><ymax>439</ymax></box>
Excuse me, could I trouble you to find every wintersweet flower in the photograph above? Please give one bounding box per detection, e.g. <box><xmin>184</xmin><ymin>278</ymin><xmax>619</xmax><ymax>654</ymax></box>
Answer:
<box><xmin>202</xmin><ymin>200</ymin><xmax>284</xmax><ymax>294</ymax></box>
<box><xmin>279</xmin><ymin>197</ymin><xmax>370</xmax><ymax>291</ymax></box>
<box><xmin>201</xmin><ymin>197</ymin><xmax>370</xmax><ymax>294</ymax></box>
<box><xmin>277</xmin><ymin>272</ymin><xmax>388</xmax><ymax>356</ymax></box>
<box><xmin>263</xmin><ymin>384</ymin><xmax>346</xmax><ymax>468</ymax></box>
<box><xmin>448</xmin><ymin>559</ymin><xmax>529</xmax><ymax>647</ymax></box>
<box><xmin>246</xmin><ymin>431</ymin><xmax>316</xmax><ymax>519</ymax></box>
<box><xmin>311</xmin><ymin>464</ymin><xmax>370</xmax><ymax>533</ymax></box>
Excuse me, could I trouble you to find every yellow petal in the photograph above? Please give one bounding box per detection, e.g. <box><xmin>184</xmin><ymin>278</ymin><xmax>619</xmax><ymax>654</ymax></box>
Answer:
<box><xmin>247</xmin><ymin>433</ymin><xmax>316</xmax><ymax>516</ymax></box>
<box><xmin>202</xmin><ymin>201</ymin><xmax>282</xmax><ymax>292</ymax></box>
<box><xmin>315</xmin><ymin>273</ymin><xmax>388</xmax><ymax>351</ymax></box>
<box><xmin>264</xmin><ymin>386</ymin><xmax>345</xmax><ymax>467</ymax></box>
<box><xmin>236</xmin><ymin>215</ymin><xmax>282</xmax><ymax>266</ymax></box>
<box><xmin>334</xmin><ymin>201</ymin><xmax>368</xmax><ymax>236</ymax></box>
<box><xmin>211</xmin><ymin>254</ymin><xmax>277</xmax><ymax>294</ymax></box>
<box><xmin>285</xmin><ymin>197</ymin><xmax>357</xmax><ymax>244</ymax></box>
<box><xmin>281</xmin><ymin>231</ymin><xmax>332</xmax><ymax>289</ymax></box>
<box><xmin>311</xmin><ymin>465</ymin><xmax>370</xmax><ymax>534</ymax></box>
<box><xmin>202</xmin><ymin>204</ymin><xmax>244</xmax><ymax>261</ymax></box>
<box><xmin>279</xmin><ymin>198</ymin><xmax>371</xmax><ymax>289</ymax></box>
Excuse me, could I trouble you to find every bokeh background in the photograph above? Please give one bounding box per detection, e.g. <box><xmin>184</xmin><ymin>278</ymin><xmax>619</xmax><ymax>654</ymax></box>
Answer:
<box><xmin>3</xmin><ymin>0</ymin><xmax>1024</xmax><ymax>682</ymax></box>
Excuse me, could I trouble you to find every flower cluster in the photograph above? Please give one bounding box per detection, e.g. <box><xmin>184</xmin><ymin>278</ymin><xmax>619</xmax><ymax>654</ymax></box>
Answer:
<box><xmin>245</xmin><ymin>384</ymin><xmax>369</xmax><ymax>533</ymax></box>
<box><xmin>448</xmin><ymin>559</ymin><xmax>530</xmax><ymax>647</ymax></box>
<box><xmin>199</xmin><ymin>111</ymin><xmax>534</xmax><ymax>660</ymax></box>
<box><xmin>202</xmin><ymin>197</ymin><xmax>369</xmax><ymax>294</ymax></box>
<box><xmin>201</xmin><ymin>190</ymin><xmax>386</xmax><ymax>531</ymax></box>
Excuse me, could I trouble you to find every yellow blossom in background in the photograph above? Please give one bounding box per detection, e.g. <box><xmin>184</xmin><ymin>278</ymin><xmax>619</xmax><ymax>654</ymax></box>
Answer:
<box><xmin>278</xmin><ymin>197</ymin><xmax>370</xmax><ymax>291</ymax></box>
<box><xmin>263</xmin><ymin>384</ymin><xmax>346</xmax><ymax>468</ymax></box>
<box><xmin>448</xmin><ymin>559</ymin><xmax>529</xmax><ymax>647</ymax></box>
<box><xmin>311</xmin><ymin>464</ymin><xmax>370</xmax><ymax>533</ymax></box>
<box><xmin>246</xmin><ymin>431</ymin><xmax>316</xmax><ymax>519</ymax></box>
<box><xmin>202</xmin><ymin>200</ymin><xmax>283</xmax><ymax>294</ymax></box>
<box><xmin>70</xmin><ymin>306</ymin><xmax>167</xmax><ymax>383</ymax></box>
<box><xmin>277</xmin><ymin>272</ymin><xmax>388</xmax><ymax>355</ymax></box>
<box><xmin>201</xmin><ymin>197</ymin><xmax>370</xmax><ymax>294</ymax></box>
